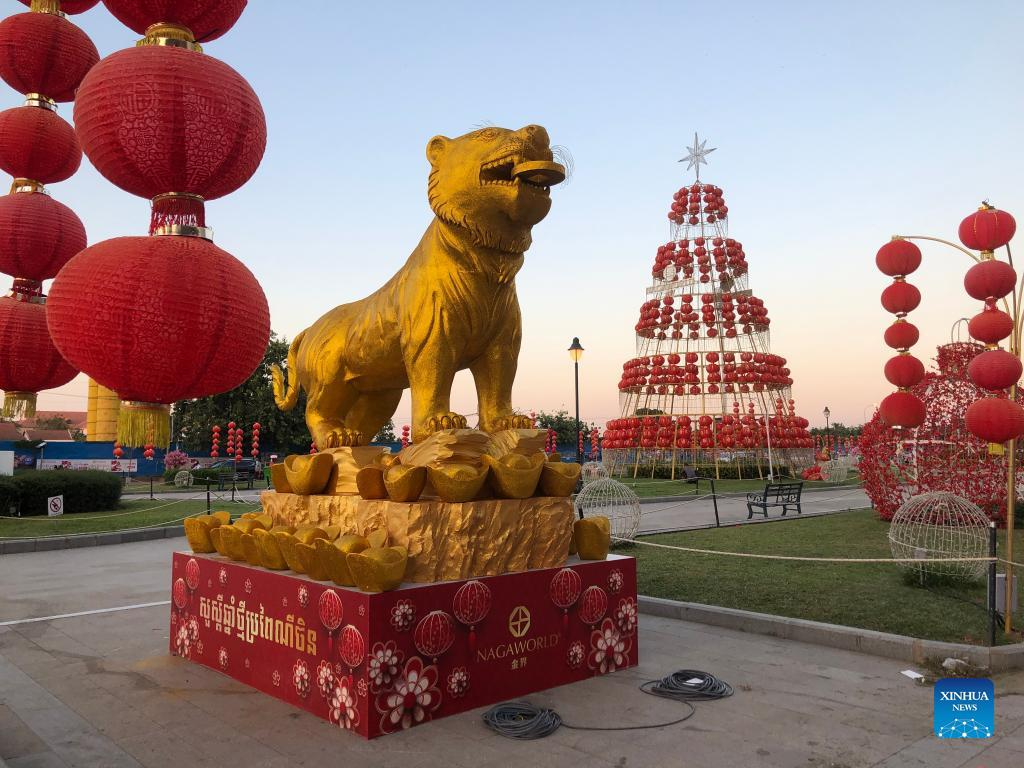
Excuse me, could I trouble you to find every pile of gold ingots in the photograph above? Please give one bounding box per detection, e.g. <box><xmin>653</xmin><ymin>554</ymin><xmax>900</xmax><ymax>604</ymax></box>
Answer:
<box><xmin>184</xmin><ymin>512</ymin><xmax>409</xmax><ymax>592</ymax></box>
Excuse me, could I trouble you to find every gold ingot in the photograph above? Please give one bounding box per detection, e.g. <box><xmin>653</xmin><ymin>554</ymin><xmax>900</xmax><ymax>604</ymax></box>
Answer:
<box><xmin>254</xmin><ymin>513</ymin><xmax>274</xmax><ymax>530</ymax></box>
<box><xmin>183</xmin><ymin>516</ymin><xmax>216</xmax><ymax>553</ymax></box>
<box><xmin>314</xmin><ymin>536</ymin><xmax>368</xmax><ymax>586</ymax></box>
<box><xmin>323</xmin><ymin>524</ymin><xmax>342</xmax><ymax>541</ymax></box>
<box><xmin>269</xmin><ymin>524</ymin><xmax>296</xmax><ymax>535</ymax></box>
<box><xmin>219</xmin><ymin>526</ymin><xmax>247</xmax><ymax>562</ymax></box>
<box><xmin>269</xmin><ymin>463</ymin><xmax>292</xmax><ymax>493</ymax></box>
<box><xmin>295</xmin><ymin>543</ymin><xmax>330</xmax><ymax>580</ymax></box>
<box><xmin>232</xmin><ymin>519</ymin><xmax>259</xmax><ymax>535</ymax></box>
<box><xmin>240</xmin><ymin>512</ymin><xmax>259</xmax><ymax>520</ymax></box>
<box><xmin>538</xmin><ymin>462</ymin><xmax>581</xmax><ymax>497</ymax></box>
<box><xmin>384</xmin><ymin>464</ymin><xmax>427</xmax><ymax>502</ymax></box>
<box><xmin>274</xmin><ymin>532</ymin><xmax>306</xmax><ymax>573</ymax></box>
<box><xmin>427</xmin><ymin>463</ymin><xmax>490</xmax><ymax>503</ymax></box>
<box><xmin>574</xmin><ymin>516</ymin><xmax>610</xmax><ymax>561</ymax></box>
<box><xmin>547</xmin><ymin>452</ymin><xmax>561</xmax><ymax>463</ymax></box>
<box><xmin>294</xmin><ymin>526</ymin><xmax>329</xmax><ymax>545</ymax></box>
<box><xmin>366</xmin><ymin>527</ymin><xmax>388</xmax><ymax>549</ymax></box>
<box><xmin>511</xmin><ymin>159</ymin><xmax>566</xmax><ymax>186</ymax></box>
<box><xmin>356</xmin><ymin>466</ymin><xmax>388</xmax><ymax>499</ymax></box>
<box><xmin>240</xmin><ymin>533</ymin><xmax>262</xmax><ymax>567</ymax></box>
<box><xmin>209</xmin><ymin>525</ymin><xmax>227</xmax><ymax>556</ymax></box>
<box><xmin>254</xmin><ymin>529</ymin><xmax>288</xmax><ymax>570</ymax></box>
<box><xmin>482</xmin><ymin>452</ymin><xmax>545</xmax><ymax>499</ymax></box>
<box><xmin>284</xmin><ymin>453</ymin><xmax>334</xmax><ymax>495</ymax></box>
<box><xmin>346</xmin><ymin>546</ymin><xmax>408</xmax><ymax>593</ymax></box>
<box><xmin>268</xmin><ymin>126</ymin><xmax>560</xmax><ymax>447</ymax></box>
<box><xmin>211</xmin><ymin>510</ymin><xmax>231</xmax><ymax>526</ymax></box>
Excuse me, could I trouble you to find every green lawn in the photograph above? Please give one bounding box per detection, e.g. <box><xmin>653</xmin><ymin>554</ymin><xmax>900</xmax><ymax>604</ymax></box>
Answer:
<box><xmin>634</xmin><ymin>509</ymin><xmax>1024</xmax><ymax>645</ymax></box>
<box><xmin>613</xmin><ymin>474</ymin><xmax>862</xmax><ymax>497</ymax></box>
<box><xmin>0</xmin><ymin>498</ymin><xmax>260</xmax><ymax>538</ymax></box>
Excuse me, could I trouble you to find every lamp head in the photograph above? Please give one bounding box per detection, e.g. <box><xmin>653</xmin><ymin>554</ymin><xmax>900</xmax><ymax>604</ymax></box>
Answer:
<box><xmin>568</xmin><ymin>337</ymin><xmax>584</xmax><ymax>363</ymax></box>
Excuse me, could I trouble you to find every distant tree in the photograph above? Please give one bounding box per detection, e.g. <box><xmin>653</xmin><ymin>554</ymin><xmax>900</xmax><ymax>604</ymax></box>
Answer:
<box><xmin>34</xmin><ymin>415</ymin><xmax>72</xmax><ymax>430</ymax></box>
<box><xmin>809</xmin><ymin>421</ymin><xmax>861</xmax><ymax>439</ymax></box>
<box><xmin>172</xmin><ymin>332</ymin><xmax>311</xmax><ymax>456</ymax></box>
<box><xmin>534</xmin><ymin>409</ymin><xmax>596</xmax><ymax>447</ymax></box>
<box><xmin>373</xmin><ymin>419</ymin><xmax>397</xmax><ymax>444</ymax></box>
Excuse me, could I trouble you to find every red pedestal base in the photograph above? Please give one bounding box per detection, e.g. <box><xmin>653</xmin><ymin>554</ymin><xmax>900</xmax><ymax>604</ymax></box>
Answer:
<box><xmin>169</xmin><ymin>552</ymin><xmax>638</xmax><ymax>738</ymax></box>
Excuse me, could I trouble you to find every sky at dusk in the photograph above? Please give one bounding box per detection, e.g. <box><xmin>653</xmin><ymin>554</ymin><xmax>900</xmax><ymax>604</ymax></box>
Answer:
<box><xmin>28</xmin><ymin>0</ymin><xmax>1024</xmax><ymax>430</ymax></box>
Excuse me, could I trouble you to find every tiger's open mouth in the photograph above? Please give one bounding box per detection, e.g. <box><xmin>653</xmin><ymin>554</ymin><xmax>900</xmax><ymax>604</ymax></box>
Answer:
<box><xmin>480</xmin><ymin>154</ymin><xmax>551</xmax><ymax>194</ymax></box>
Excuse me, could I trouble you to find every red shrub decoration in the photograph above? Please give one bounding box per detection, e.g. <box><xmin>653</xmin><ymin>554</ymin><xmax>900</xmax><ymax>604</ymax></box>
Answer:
<box><xmin>875</xmin><ymin>239</ymin><xmax>921</xmax><ymax>277</ymax></box>
<box><xmin>959</xmin><ymin>206</ymin><xmax>1016</xmax><ymax>252</ymax></box>
<box><xmin>966</xmin><ymin>397</ymin><xmax>1024</xmax><ymax>444</ymax></box>
<box><xmin>880</xmin><ymin>281</ymin><xmax>921</xmax><ymax>315</ymax></box>
<box><xmin>0</xmin><ymin>191</ymin><xmax>86</xmax><ymax>281</ymax></box>
<box><xmin>964</xmin><ymin>259</ymin><xmax>1016</xmax><ymax>301</ymax></box>
<box><xmin>0</xmin><ymin>105</ymin><xmax>80</xmax><ymax>183</ymax></box>
<box><xmin>74</xmin><ymin>45</ymin><xmax>265</xmax><ymax>202</ymax></box>
<box><xmin>883</xmin><ymin>320</ymin><xmax>919</xmax><ymax>349</ymax></box>
<box><xmin>101</xmin><ymin>0</ymin><xmax>247</xmax><ymax>42</ymax></box>
<box><xmin>967</xmin><ymin>349</ymin><xmax>1022</xmax><ymax>392</ymax></box>
<box><xmin>0</xmin><ymin>12</ymin><xmax>99</xmax><ymax>102</ymax></box>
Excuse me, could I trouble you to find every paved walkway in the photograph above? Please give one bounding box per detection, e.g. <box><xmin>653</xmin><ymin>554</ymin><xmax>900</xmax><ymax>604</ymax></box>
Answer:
<box><xmin>2</xmin><ymin>538</ymin><xmax>1022</xmax><ymax>767</ymax></box>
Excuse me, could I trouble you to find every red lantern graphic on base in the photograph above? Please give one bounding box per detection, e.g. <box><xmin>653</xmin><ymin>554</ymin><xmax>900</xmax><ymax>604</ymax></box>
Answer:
<box><xmin>184</xmin><ymin>558</ymin><xmax>200</xmax><ymax>603</ymax></box>
<box><xmin>172</xmin><ymin>577</ymin><xmax>187</xmax><ymax>613</ymax></box>
<box><xmin>549</xmin><ymin>567</ymin><xmax>582</xmax><ymax>629</ymax></box>
<box><xmin>578</xmin><ymin>585</ymin><xmax>608</xmax><ymax>627</ymax></box>
<box><xmin>318</xmin><ymin>589</ymin><xmax>343</xmax><ymax>652</ymax></box>
<box><xmin>413</xmin><ymin>610</ymin><xmax>455</xmax><ymax>663</ymax></box>
<box><xmin>338</xmin><ymin>624</ymin><xmax>365</xmax><ymax>673</ymax></box>
<box><xmin>452</xmin><ymin>580</ymin><xmax>491</xmax><ymax>653</ymax></box>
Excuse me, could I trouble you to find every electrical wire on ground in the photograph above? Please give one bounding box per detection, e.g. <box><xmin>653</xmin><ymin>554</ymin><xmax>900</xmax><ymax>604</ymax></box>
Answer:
<box><xmin>482</xmin><ymin>669</ymin><xmax>733</xmax><ymax>739</ymax></box>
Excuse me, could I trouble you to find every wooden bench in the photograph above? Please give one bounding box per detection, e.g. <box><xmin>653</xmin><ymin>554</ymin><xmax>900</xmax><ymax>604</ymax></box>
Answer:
<box><xmin>679</xmin><ymin>466</ymin><xmax>704</xmax><ymax>494</ymax></box>
<box><xmin>192</xmin><ymin>471</ymin><xmax>255</xmax><ymax>492</ymax></box>
<box><xmin>746</xmin><ymin>481</ymin><xmax>803</xmax><ymax>519</ymax></box>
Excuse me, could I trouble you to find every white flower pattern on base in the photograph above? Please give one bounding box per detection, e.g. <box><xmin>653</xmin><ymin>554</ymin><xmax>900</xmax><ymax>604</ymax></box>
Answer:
<box><xmin>376</xmin><ymin>656</ymin><xmax>441</xmax><ymax>733</ymax></box>
<box><xmin>389</xmin><ymin>600</ymin><xmax>414</xmax><ymax>632</ymax></box>
<box><xmin>615</xmin><ymin>597</ymin><xmax>637</xmax><ymax>635</ymax></box>
<box><xmin>293</xmin><ymin>660</ymin><xmax>311</xmax><ymax>699</ymax></box>
<box><xmin>330</xmin><ymin>675</ymin><xmax>359</xmax><ymax>730</ymax></box>
<box><xmin>446</xmin><ymin>667</ymin><xmax>469</xmax><ymax>698</ymax></box>
<box><xmin>588</xmin><ymin>618</ymin><xmax>630</xmax><ymax>675</ymax></box>
<box><xmin>368</xmin><ymin>641</ymin><xmax>403</xmax><ymax>692</ymax></box>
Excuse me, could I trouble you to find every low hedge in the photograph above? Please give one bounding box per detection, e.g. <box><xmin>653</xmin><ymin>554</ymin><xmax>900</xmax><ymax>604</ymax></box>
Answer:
<box><xmin>6</xmin><ymin>470</ymin><xmax>122</xmax><ymax>516</ymax></box>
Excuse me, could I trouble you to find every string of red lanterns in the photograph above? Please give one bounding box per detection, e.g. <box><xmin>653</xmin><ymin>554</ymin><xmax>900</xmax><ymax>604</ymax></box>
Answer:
<box><xmin>0</xmin><ymin>0</ymin><xmax>97</xmax><ymax>418</ymax></box>
<box><xmin>210</xmin><ymin>424</ymin><xmax>220</xmax><ymax>459</ymax></box>
<box><xmin>46</xmin><ymin>0</ymin><xmax>270</xmax><ymax>448</ymax></box>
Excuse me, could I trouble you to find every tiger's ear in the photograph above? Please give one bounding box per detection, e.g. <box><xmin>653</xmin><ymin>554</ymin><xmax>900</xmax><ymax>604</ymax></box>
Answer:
<box><xmin>427</xmin><ymin>135</ymin><xmax>449</xmax><ymax>167</ymax></box>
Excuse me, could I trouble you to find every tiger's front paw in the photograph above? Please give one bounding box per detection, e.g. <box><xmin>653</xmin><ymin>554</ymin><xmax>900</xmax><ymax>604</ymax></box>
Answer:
<box><xmin>491</xmin><ymin>414</ymin><xmax>536</xmax><ymax>431</ymax></box>
<box><xmin>424</xmin><ymin>412</ymin><xmax>468</xmax><ymax>434</ymax></box>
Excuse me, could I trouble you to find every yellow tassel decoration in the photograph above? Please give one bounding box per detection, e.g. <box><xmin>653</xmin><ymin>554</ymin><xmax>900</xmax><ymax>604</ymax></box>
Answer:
<box><xmin>2</xmin><ymin>391</ymin><xmax>37</xmax><ymax>419</ymax></box>
<box><xmin>117</xmin><ymin>401</ymin><xmax>170</xmax><ymax>448</ymax></box>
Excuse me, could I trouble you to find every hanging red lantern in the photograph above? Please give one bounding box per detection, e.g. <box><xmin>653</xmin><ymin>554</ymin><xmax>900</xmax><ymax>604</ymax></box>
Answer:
<box><xmin>578</xmin><ymin>585</ymin><xmax>608</xmax><ymax>626</ymax></box>
<box><xmin>884</xmin><ymin>354</ymin><xmax>925</xmax><ymax>388</ymax></box>
<box><xmin>958</xmin><ymin>205</ymin><xmax>1016</xmax><ymax>252</ymax></box>
<box><xmin>967</xmin><ymin>350</ymin><xmax>1022</xmax><ymax>392</ymax></box>
<box><xmin>338</xmin><ymin>625</ymin><xmax>365</xmax><ymax>670</ymax></box>
<box><xmin>0</xmin><ymin>286</ymin><xmax>76</xmax><ymax>418</ymax></box>
<box><xmin>875</xmin><ymin>238</ymin><xmax>922</xmax><ymax>277</ymax></box>
<box><xmin>413</xmin><ymin>610</ymin><xmax>455</xmax><ymax>661</ymax></box>
<box><xmin>73</xmin><ymin>44</ymin><xmax>266</xmax><ymax>217</ymax></box>
<box><xmin>46</xmin><ymin>235</ymin><xmax>269</xmax><ymax>446</ymax></box>
<box><xmin>0</xmin><ymin>104</ymin><xmax>81</xmax><ymax>183</ymax></box>
<box><xmin>878</xmin><ymin>390</ymin><xmax>925</xmax><ymax>429</ymax></box>
<box><xmin>16</xmin><ymin>0</ymin><xmax>101</xmax><ymax>13</ymax></box>
<box><xmin>968</xmin><ymin>306</ymin><xmax>1013</xmax><ymax>344</ymax></box>
<box><xmin>880</xmin><ymin>281</ymin><xmax>921</xmax><ymax>315</ymax></box>
<box><xmin>0</xmin><ymin>190</ymin><xmax>86</xmax><ymax>280</ymax></box>
<box><xmin>965</xmin><ymin>397</ymin><xmax>1024</xmax><ymax>444</ymax></box>
<box><xmin>101</xmin><ymin>0</ymin><xmax>248</xmax><ymax>43</ymax></box>
<box><xmin>963</xmin><ymin>259</ymin><xmax>1016</xmax><ymax>301</ymax></box>
<box><xmin>0</xmin><ymin>12</ymin><xmax>99</xmax><ymax>102</ymax></box>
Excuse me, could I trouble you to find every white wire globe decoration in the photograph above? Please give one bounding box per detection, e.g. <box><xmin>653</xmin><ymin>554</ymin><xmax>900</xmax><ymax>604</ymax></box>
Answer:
<box><xmin>887</xmin><ymin>492</ymin><xmax>989</xmax><ymax>581</ymax></box>
<box><xmin>174</xmin><ymin>470</ymin><xmax>194</xmax><ymax>488</ymax></box>
<box><xmin>581</xmin><ymin>461</ymin><xmax>608</xmax><ymax>485</ymax></box>
<box><xmin>574</xmin><ymin>477</ymin><xmax>642</xmax><ymax>544</ymax></box>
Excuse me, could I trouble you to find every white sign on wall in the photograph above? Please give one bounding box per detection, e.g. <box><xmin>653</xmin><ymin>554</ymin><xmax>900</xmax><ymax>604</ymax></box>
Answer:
<box><xmin>47</xmin><ymin>495</ymin><xmax>64</xmax><ymax>516</ymax></box>
<box><xmin>39</xmin><ymin>459</ymin><xmax>138</xmax><ymax>472</ymax></box>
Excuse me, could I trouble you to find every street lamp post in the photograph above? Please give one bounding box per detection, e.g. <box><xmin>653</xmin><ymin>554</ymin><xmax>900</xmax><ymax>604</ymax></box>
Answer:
<box><xmin>823</xmin><ymin>406</ymin><xmax>831</xmax><ymax>458</ymax></box>
<box><xmin>568</xmin><ymin>338</ymin><xmax>584</xmax><ymax>467</ymax></box>
<box><xmin>36</xmin><ymin>441</ymin><xmax>46</xmax><ymax>470</ymax></box>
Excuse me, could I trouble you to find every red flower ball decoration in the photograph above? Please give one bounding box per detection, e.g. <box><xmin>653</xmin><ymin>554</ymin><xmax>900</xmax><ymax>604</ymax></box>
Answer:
<box><xmin>965</xmin><ymin>397</ymin><xmax>1024</xmax><ymax>444</ymax></box>
<box><xmin>46</xmin><ymin>236</ymin><xmax>269</xmax><ymax>444</ymax></box>
<box><xmin>578</xmin><ymin>585</ymin><xmax>608</xmax><ymax>626</ymax></box>
<box><xmin>317</xmin><ymin>590</ymin><xmax>343</xmax><ymax>638</ymax></box>
<box><xmin>549</xmin><ymin>567</ymin><xmax>582</xmax><ymax>610</ymax></box>
<box><xmin>968</xmin><ymin>349</ymin><xmax>1022</xmax><ymax>392</ymax></box>
<box><xmin>184</xmin><ymin>557</ymin><xmax>200</xmax><ymax>590</ymax></box>
<box><xmin>74</xmin><ymin>45</ymin><xmax>266</xmax><ymax>202</ymax></box>
<box><xmin>172</xmin><ymin>576</ymin><xmax>187</xmax><ymax>609</ymax></box>
<box><xmin>101</xmin><ymin>0</ymin><xmax>248</xmax><ymax>42</ymax></box>
<box><xmin>0</xmin><ymin>191</ymin><xmax>86</xmax><ymax>281</ymax></box>
<box><xmin>338</xmin><ymin>625</ymin><xmax>365</xmax><ymax>669</ymax></box>
<box><xmin>964</xmin><ymin>259</ymin><xmax>1017</xmax><ymax>301</ymax></box>
<box><xmin>16</xmin><ymin>0</ymin><xmax>101</xmax><ymax>13</ymax></box>
<box><xmin>880</xmin><ymin>281</ymin><xmax>921</xmax><ymax>315</ymax></box>
<box><xmin>0</xmin><ymin>295</ymin><xmax>77</xmax><ymax>417</ymax></box>
<box><xmin>959</xmin><ymin>206</ymin><xmax>1016</xmax><ymax>252</ymax></box>
<box><xmin>0</xmin><ymin>105</ymin><xmax>81</xmax><ymax>183</ymax></box>
<box><xmin>413</xmin><ymin>610</ymin><xmax>455</xmax><ymax>660</ymax></box>
<box><xmin>884</xmin><ymin>354</ymin><xmax>925</xmax><ymax>388</ymax></box>
<box><xmin>883</xmin><ymin>320</ymin><xmax>919</xmax><ymax>350</ymax></box>
<box><xmin>0</xmin><ymin>12</ymin><xmax>99</xmax><ymax>102</ymax></box>
<box><xmin>968</xmin><ymin>306</ymin><xmax>1014</xmax><ymax>344</ymax></box>
<box><xmin>878</xmin><ymin>390</ymin><xmax>925</xmax><ymax>429</ymax></box>
<box><xmin>875</xmin><ymin>239</ymin><xmax>922</xmax><ymax>277</ymax></box>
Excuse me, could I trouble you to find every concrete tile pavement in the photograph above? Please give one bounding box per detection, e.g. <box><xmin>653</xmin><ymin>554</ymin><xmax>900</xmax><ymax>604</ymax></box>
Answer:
<box><xmin>2</xmin><ymin>537</ymin><xmax>1022</xmax><ymax>768</ymax></box>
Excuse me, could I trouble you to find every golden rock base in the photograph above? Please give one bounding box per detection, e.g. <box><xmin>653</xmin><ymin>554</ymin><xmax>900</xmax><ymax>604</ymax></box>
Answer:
<box><xmin>260</xmin><ymin>491</ymin><xmax>573</xmax><ymax>583</ymax></box>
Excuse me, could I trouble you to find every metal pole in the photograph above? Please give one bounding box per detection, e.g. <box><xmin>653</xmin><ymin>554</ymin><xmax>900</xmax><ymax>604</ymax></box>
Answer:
<box><xmin>574</xmin><ymin>359</ymin><xmax>581</xmax><ymax>466</ymax></box>
<box><xmin>206</xmin><ymin>487</ymin><xmax>211</xmax><ymax>513</ymax></box>
<box><xmin>711</xmin><ymin>478</ymin><xmax>720</xmax><ymax>527</ymax></box>
<box><xmin>988</xmin><ymin>521</ymin><xmax>997</xmax><ymax>648</ymax></box>
<box><xmin>1006</xmin><ymin>432</ymin><xmax>1016</xmax><ymax>634</ymax></box>
<box><xmin>149</xmin><ymin>475</ymin><xmax>154</xmax><ymax>500</ymax></box>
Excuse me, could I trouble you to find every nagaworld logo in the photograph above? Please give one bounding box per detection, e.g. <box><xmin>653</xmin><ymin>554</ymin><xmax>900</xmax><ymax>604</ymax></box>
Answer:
<box><xmin>934</xmin><ymin>678</ymin><xmax>994</xmax><ymax>739</ymax></box>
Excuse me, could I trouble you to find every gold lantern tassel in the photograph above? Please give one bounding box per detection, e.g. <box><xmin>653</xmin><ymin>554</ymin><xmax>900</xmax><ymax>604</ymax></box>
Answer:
<box><xmin>118</xmin><ymin>401</ymin><xmax>170</xmax><ymax>448</ymax></box>
<box><xmin>2</xmin><ymin>391</ymin><xmax>37</xmax><ymax>419</ymax></box>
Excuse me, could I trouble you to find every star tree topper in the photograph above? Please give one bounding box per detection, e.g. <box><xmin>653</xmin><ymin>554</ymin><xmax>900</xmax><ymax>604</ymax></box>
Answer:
<box><xmin>679</xmin><ymin>133</ymin><xmax>716</xmax><ymax>180</ymax></box>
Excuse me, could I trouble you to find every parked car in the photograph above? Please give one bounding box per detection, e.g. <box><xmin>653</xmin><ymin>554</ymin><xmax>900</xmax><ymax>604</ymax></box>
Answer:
<box><xmin>208</xmin><ymin>459</ymin><xmax>257</xmax><ymax>480</ymax></box>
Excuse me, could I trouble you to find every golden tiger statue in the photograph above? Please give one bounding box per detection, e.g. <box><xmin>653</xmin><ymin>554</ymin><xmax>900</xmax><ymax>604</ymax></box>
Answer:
<box><xmin>272</xmin><ymin>124</ymin><xmax>565</xmax><ymax>447</ymax></box>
